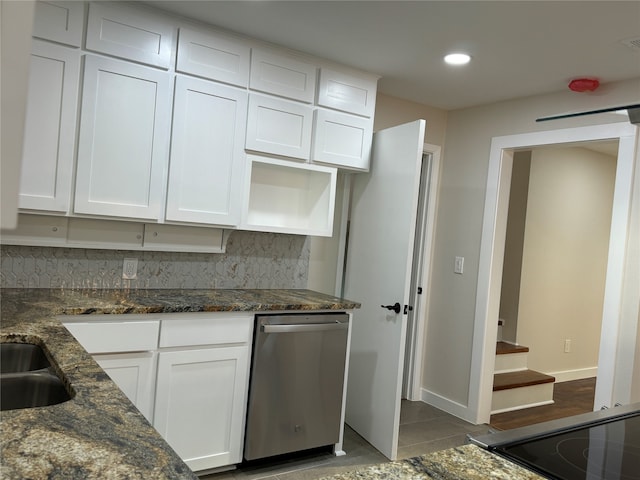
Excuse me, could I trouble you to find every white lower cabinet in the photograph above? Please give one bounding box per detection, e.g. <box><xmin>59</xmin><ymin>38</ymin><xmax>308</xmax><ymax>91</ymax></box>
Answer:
<box><xmin>61</xmin><ymin>313</ymin><xmax>254</xmax><ymax>473</ymax></box>
<box><xmin>93</xmin><ymin>351</ymin><xmax>157</xmax><ymax>423</ymax></box>
<box><xmin>153</xmin><ymin>346</ymin><xmax>249</xmax><ymax>471</ymax></box>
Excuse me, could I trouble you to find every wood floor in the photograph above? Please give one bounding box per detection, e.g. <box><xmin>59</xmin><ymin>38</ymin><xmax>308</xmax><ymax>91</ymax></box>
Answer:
<box><xmin>202</xmin><ymin>379</ymin><xmax>595</xmax><ymax>478</ymax></box>
<box><xmin>490</xmin><ymin>377</ymin><xmax>596</xmax><ymax>430</ymax></box>
<box><xmin>203</xmin><ymin>401</ymin><xmax>489</xmax><ymax>479</ymax></box>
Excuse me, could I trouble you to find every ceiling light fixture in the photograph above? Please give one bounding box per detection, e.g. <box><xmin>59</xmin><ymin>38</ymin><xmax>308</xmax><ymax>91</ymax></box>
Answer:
<box><xmin>444</xmin><ymin>53</ymin><xmax>471</xmax><ymax>65</ymax></box>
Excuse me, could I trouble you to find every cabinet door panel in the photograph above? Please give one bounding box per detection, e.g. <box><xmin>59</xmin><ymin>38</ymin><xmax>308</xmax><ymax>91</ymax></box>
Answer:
<box><xmin>312</xmin><ymin>109</ymin><xmax>372</xmax><ymax>171</ymax></box>
<box><xmin>19</xmin><ymin>40</ymin><xmax>80</xmax><ymax>212</ymax></box>
<box><xmin>249</xmin><ymin>49</ymin><xmax>316</xmax><ymax>103</ymax></box>
<box><xmin>86</xmin><ymin>2</ymin><xmax>174</xmax><ymax>68</ymax></box>
<box><xmin>94</xmin><ymin>352</ymin><xmax>157</xmax><ymax>423</ymax></box>
<box><xmin>166</xmin><ymin>76</ymin><xmax>247</xmax><ymax>225</ymax></box>
<box><xmin>245</xmin><ymin>94</ymin><xmax>312</xmax><ymax>160</ymax></box>
<box><xmin>317</xmin><ymin>68</ymin><xmax>377</xmax><ymax>118</ymax></box>
<box><xmin>75</xmin><ymin>56</ymin><xmax>171</xmax><ymax>220</ymax></box>
<box><xmin>154</xmin><ymin>347</ymin><xmax>249</xmax><ymax>471</ymax></box>
<box><xmin>32</xmin><ymin>1</ymin><xmax>84</xmax><ymax>47</ymax></box>
<box><xmin>176</xmin><ymin>28</ymin><xmax>250</xmax><ymax>87</ymax></box>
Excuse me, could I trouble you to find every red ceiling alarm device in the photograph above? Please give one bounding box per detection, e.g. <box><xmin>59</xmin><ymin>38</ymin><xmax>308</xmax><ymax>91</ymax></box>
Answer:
<box><xmin>568</xmin><ymin>78</ymin><xmax>600</xmax><ymax>92</ymax></box>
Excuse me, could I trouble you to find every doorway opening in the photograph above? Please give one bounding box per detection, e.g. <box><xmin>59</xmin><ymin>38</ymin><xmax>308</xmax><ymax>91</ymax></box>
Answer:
<box><xmin>403</xmin><ymin>145</ymin><xmax>441</xmax><ymax>401</ymax></box>
<box><xmin>469</xmin><ymin>122</ymin><xmax>637</xmax><ymax>425</ymax></box>
<box><xmin>489</xmin><ymin>140</ymin><xmax>618</xmax><ymax>429</ymax></box>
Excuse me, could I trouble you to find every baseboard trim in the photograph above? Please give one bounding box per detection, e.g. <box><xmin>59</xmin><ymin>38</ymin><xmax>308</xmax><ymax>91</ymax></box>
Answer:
<box><xmin>548</xmin><ymin>367</ymin><xmax>597</xmax><ymax>383</ymax></box>
<box><xmin>491</xmin><ymin>399</ymin><xmax>554</xmax><ymax>415</ymax></box>
<box><xmin>421</xmin><ymin>389</ymin><xmax>477</xmax><ymax>424</ymax></box>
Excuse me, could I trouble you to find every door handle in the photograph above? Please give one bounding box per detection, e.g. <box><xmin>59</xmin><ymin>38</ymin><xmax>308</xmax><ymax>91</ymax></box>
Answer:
<box><xmin>381</xmin><ymin>302</ymin><xmax>401</xmax><ymax>314</ymax></box>
<box><xmin>262</xmin><ymin>322</ymin><xmax>348</xmax><ymax>333</ymax></box>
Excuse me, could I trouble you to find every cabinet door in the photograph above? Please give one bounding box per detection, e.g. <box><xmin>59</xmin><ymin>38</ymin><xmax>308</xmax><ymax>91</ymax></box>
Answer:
<box><xmin>19</xmin><ymin>40</ymin><xmax>80</xmax><ymax>212</ymax></box>
<box><xmin>176</xmin><ymin>28</ymin><xmax>250</xmax><ymax>87</ymax></box>
<box><xmin>74</xmin><ymin>56</ymin><xmax>171</xmax><ymax>220</ymax></box>
<box><xmin>86</xmin><ymin>2</ymin><xmax>174</xmax><ymax>69</ymax></box>
<box><xmin>93</xmin><ymin>352</ymin><xmax>157</xmax><ymax>424</ymax></box>
<box><xmin>249</xmin><ymin>49</ymin><xmax>316</xmax><ymax>103</ymax></box>
<box><xmin>312</xmin><ymin>109</ymin><xmax>373</xmax><ymax>171</ymax></box>
<box><xmin>154</xmin><ymin>347</ymin><xmax>250</xmax><ymax>471</ymax></box>
<box><xmin>32</xmin><ymin>1</ymin><xmax>84</xmax><ymax>47</ymax></box>
<box><xmin>165</xmin><ymin>76</ymin><xmax>247</xmax><ymax>226</ymax></box>
<box><xmin>245</xmin><ymin>94</ymin><xmax>313</xmax><ymax>160</ymax></box>
<box><xmin>317</xmin><ymin>68</ymin><xmax>378</xmax><ymax>118</ymax></box>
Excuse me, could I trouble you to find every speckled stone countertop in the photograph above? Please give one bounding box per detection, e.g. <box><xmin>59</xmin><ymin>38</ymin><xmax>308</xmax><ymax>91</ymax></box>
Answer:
<box><xmin>0</xmin><ymin>288</ymin><xmax>360</xmax><ymax>479</ymax></box>
<box><xmin>318</xmin><ymin>444</ymin><xmax>544</xmax><ymax>480</ymax></box>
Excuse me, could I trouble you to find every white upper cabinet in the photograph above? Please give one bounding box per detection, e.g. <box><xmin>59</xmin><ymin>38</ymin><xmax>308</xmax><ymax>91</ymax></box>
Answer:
<box><xmin>313</xmin><ymin>69</ymin><xmax>378</xmax><ymax>170</ymax></box>
<box><xmin>86</xmin><ymin>2</ymin><xmax>175</xmax><ymax>69</ymax></box>
<box><xmin>242</xmin><ymin>155</ymin><xmax>337</xmax><ymax>237</ymax></box>
<box><xmin>249</xmin><ymin>49</ymin><xmax>317</xmax><ymax>103</ymax></box>
<box><xmin>74</xmin><ymin>55</ymin><xmax>172</xmax><ymax>220</ymax></box>
<box><xmin>317</xmin><ymin>68</ymin><xmax>378</xmax><ymax>118</ymax></box>
<box><xmin>19</xmin><ymin>40</ymin><xmax>80</xmax><ymax>212</ymax></box>
<box><xmin>32</xmin><ymin>1</ymin><xmax>84</xmax><ymax>47</ymax></box>
<box><xmin>176</xmin><ymin>27</ymin><xmax>250</xmax><ymax>87</ymax></box>
<box><xmin>312</xmin><ymin>109</ymin><xmax>373</xmax><ymax>171</ymax></box>
<box><xmin>245</xmin><ymin>93</ymin><xmax>313</xmax><ymax>160</ymax></box>
<box><xmin>166</xmin><ymin>76</ymin><xmax>247</xmax><ymax>226</ymax></box>
<box><xmin>15</xmin><ymin>1</ymin><xmax>379</xmax><ymax>242</ymax></box>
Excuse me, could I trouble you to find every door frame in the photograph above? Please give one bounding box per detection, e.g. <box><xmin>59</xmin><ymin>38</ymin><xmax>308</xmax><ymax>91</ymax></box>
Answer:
<box><xmin>404</xmin><ymin>143</ymin><xmax>441</xmax><ymax>400</ymax></box>
<box><xmin>469</xmin><ymin>122</ymin><xmax>638</xmax><ymax>424</ymax></box>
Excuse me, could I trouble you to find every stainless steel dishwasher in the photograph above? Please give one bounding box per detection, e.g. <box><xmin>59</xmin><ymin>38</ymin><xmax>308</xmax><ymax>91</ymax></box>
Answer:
<box><xmin>244</xmin><ymin>313</ymin><xmax>350</xmax><ymax>461</ymax></box>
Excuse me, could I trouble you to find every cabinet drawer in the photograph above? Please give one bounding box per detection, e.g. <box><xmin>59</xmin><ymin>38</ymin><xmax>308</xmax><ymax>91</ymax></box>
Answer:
<box><xmin>63</xmin><ymin>320</ymin><xmax>160</xmax><ymax>354</ymax></box>
<box><xmin>317</xmin><ymin>68</ymin><xmax>378</xmax><ymax>118</ymax></box>
<box><xmin>67</xmin><ymin>218</ymin><xmax>144</xmax><ymax>249</ymax></box>
<box><xmin>250</xmin><ymin>49</ymin><xmax>316</xmax><ymax>103</ymax></box>
<box><xmin>86</xmin><ymin>2</ymin><xmax>174</xmax><ymax>69</ymax></box>
<box><xmin>143</xmin><ymin>224</ymin><xmax>225</xmax><ymax>253</ymax></box>
<box><xmin>312</xmin><ymin>109</ymin><xmax>373</xmax><ymax>171</ymax></box>
<box><xmin>176</xmin><ymin>28</ymin><xmax>250</xmax><ymax>87</ymax></box>
<box><xmin>32</xmin><ymin>1</ymin><xmax>84</xmax><ymax>47</ymax></box>
<box><xmin>245</xmin><ymin>94</ymin><xmax>313</xmax><ymax>160</ymax></box>
<box><xmin>160</xmin><ymin>314</ymin><xmax>253</xmax><ymax>348</ymax></box>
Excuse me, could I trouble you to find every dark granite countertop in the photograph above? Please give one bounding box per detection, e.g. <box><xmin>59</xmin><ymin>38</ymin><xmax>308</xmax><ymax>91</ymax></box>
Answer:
<box><xmin>0</xmin><ymin>288</ymin><xmax>360</xmax><ymax>479</ymax></box>
<box><xmin>318</xmin><ymin>444</ymin><xmax>544</xmax><ymax>480</ymax></box>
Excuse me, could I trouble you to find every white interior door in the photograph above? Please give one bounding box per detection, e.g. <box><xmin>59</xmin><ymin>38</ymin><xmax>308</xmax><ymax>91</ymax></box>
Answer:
<box><xmin>344</xmin><ymin>119</ymin><xmax>426</xmax><ymax>460</ymax></box>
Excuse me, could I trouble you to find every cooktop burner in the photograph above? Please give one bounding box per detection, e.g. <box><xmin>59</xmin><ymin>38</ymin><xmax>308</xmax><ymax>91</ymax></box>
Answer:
<box><xmin>493</xmin><ymin>412</ymin><xmax>640</xmax><ymax>480</ymax></box>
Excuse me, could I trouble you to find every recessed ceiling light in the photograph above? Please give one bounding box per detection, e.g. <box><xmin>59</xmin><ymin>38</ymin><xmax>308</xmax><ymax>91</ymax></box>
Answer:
<box><xmin>444</xmin><ymin>53</ymin><xmax>471</xmax><ymax>65</ymax></box>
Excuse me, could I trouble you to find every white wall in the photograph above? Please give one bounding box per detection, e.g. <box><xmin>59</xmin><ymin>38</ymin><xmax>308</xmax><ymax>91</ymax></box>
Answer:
<box><xmin>499</xmin><ymin>151</ymin><xmax>531</xmax><ymax>343</ymax></box>
<box><xmin>422</xmin><ymin>77</ymin><xmax>640</xmax><ymax>408</ymax></box>
<box><xmin>517</xmin><ymin>146</ymin><xmax>616</xmax><ymax>379</ymax></box>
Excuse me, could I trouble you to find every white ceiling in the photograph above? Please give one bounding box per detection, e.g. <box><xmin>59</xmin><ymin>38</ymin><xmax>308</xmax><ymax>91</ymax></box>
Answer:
<box><xmin>141</xmin><ymin>0</ymin><xmax>640</xmax><ymax>111</ymax></box>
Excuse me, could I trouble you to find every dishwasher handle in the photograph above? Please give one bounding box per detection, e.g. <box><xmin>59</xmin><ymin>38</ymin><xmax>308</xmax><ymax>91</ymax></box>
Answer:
<box><xmin>262</xmin><ymin>322</ymin><xmax>348</xmax><ymax>334</ymax></box>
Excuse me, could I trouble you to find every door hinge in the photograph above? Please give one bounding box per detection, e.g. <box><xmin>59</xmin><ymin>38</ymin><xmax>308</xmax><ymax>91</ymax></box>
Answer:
<box><xmin>417</xmin><ymin>287</ymin><xmax>422</xmax><ymax>294</ymax></box>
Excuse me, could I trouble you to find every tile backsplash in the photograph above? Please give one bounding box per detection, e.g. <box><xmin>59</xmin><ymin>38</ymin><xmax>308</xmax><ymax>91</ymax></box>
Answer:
<box><xmin>0</xmin><ymin>230</ymin><xmax>309</xmax><ymax>289</ymax></box>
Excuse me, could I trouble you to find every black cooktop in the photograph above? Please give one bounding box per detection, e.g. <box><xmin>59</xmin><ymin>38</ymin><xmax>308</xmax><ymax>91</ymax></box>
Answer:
<box><xmin>493</xmin><ymin>412</ymin><xmax>640</xmax><ymax>480</ymax></box>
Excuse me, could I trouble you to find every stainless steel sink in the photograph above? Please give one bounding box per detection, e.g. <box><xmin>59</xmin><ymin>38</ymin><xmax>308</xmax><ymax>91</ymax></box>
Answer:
<box><xmin>1</xmin><ymin>342</ymin><xmax>51</xmax><ymax>373</ymax></box>
<box><xmin>1</xmin><ymin>372</ymin><xmax>71</xmax><ymax>411</ymax></box>
<box><xmin>0</xmin><ymin>343</ymin><xmax>73</xmax><ymax>411</ymax></box>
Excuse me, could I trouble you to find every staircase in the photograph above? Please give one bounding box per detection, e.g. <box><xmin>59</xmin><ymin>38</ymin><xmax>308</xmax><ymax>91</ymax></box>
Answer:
<box><xmin>492</xmin><ymin>341</ymin><xmax>555</xmax><ymax>414</ymax></box>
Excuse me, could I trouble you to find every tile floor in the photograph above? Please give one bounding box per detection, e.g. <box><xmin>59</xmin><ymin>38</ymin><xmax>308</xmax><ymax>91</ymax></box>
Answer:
<box><xmin>201</xmin><ymin>400</ymin><xmax>491</xmax><ymax>480</ymax></box>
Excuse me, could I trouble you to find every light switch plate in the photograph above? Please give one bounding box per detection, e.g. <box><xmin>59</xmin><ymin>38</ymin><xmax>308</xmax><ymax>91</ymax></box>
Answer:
<box><xmin>454</xmin><ymin>256</ymin><xmax>464</xmax><ymax>274</ymax></box>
